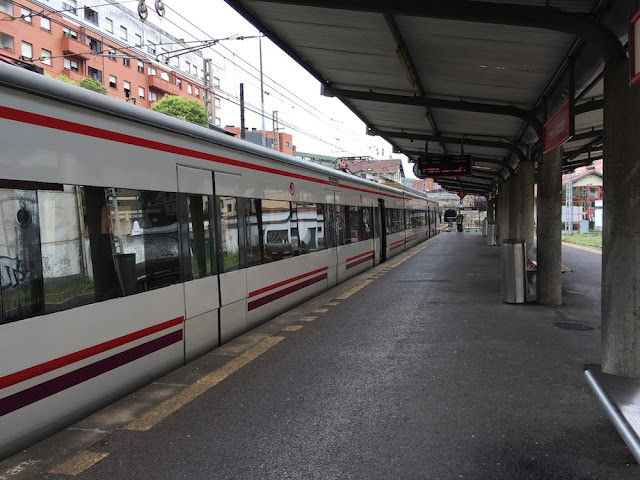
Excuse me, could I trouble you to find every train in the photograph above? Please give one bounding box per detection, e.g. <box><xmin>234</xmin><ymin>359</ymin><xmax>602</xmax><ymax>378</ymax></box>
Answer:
<box><xmin>0</xmin><ymin>62</ymin><xmax>439</xmax><ymax>459</ymax></box>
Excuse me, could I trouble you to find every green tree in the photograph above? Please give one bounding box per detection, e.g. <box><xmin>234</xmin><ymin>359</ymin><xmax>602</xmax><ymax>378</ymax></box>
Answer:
<box><xmin>56</xmin><ymin>74</ymin><xmax>78</xmax><ymax>86</ymax></box>
<box><xmin>150</xmin><ymin>95</ymin><xmax>207</xmax><ymax>127</ymax></box>
<box><xmin>80</xmin><ymin>78</ymin><xmax>108</xmax><ymax>95</ymax></box>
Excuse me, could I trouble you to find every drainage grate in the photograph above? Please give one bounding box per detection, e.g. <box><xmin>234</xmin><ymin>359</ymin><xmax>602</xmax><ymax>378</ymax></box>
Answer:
<box><xmin>553</xmin><ymin>321</ymin><xmax>594</xmax><ymax>331</ymax></box>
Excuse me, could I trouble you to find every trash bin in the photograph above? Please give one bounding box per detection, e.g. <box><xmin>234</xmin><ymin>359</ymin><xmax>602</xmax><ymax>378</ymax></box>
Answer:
<box><xmin>487</xmin><ymin>224</ymin><xmax>496</xmax><ymax>246</ymax></box>
<box><xmin>501</xmin><ymin>238</ymin><xmax>526</xmax><ymax>304</ymax></box>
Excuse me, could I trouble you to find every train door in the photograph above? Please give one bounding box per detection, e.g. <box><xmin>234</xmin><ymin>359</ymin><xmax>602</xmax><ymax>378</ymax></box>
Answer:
<box><xmin>177</xmin><ymin>166</ymin><xmax>219</xmax><ymax>362</ymax></box>
<box><xmin>378</xmin><ymin>198</ymin><xmax>387</xmax><ymax>263</ymax></box>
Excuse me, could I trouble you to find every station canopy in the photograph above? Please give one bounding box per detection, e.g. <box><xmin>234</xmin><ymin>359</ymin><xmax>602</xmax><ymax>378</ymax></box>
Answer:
<box><xmin>224</xmin><ymin>0</ymin><xmax>630</xmax><ymax>196</ymax></box>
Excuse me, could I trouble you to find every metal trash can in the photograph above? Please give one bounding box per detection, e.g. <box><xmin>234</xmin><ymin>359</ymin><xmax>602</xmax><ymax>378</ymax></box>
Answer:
<box><xmin>501</xmin><ymin>238</ymin><xmax>526</xmax><ymax>303</ymax></box>
<box><xmin>487</xmin><ymin>224</ymin><xmax>496</xmax><ymax>246</ymax></box>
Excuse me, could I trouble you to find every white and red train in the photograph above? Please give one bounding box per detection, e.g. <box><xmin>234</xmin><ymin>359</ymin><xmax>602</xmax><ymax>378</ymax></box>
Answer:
<box><xmin>0</xmin><ymin>63</ymin><xmax>439</xmax><ymax>458</ymax></box>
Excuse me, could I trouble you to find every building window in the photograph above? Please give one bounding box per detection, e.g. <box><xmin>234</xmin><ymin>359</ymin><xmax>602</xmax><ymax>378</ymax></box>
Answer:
<box><xmin>41</xmin><ymin>48</ymin><xmax>52</xmax><ymax>66</ymax></box>
<box><xmin>62</xmin><ymin>1</ymin><xmax>77</xmax><ymax>14</ymax></box>
<box><xmin>147</xmin><ymin>42</ymin><xmax>155</xmax><ymax>54</ymax></box>
<box><xmin>88</xmin><ymin>66</ymin><xmax>102</xmax><ymax>82</ymax></box>
<box><xmin>105</xmin><ymin>18</ymin><xmax>113</xmax><ymax>33</ymax></box>
<box><xmin>213</xmin><ymin>77</ymin><xmax>220</xmax><ymax>87</ymax></box>
<box><xmin>185</xmin><ymin>61</ymin><xmax>190</xmax><ymax>73</ymax></box>
<box><xmin>123</xmin><ymin>56</ymin><xmax>130</xmax><ymax>67</ymax></box>
<box><xmin>87</xmin><ymin>36</ymin><xmax>101</xmax><ymax>53</ymax></box>
<box><xmin>148</xmin><ymin>66</ymin><xmax>156</xmax><ymax>76</ymax></box>
<box><xmin>160</xmin><ymin>71</ymin><xmax>169</xmax><ymax>81</ymax></box>
<box><xmin>149</xmin><ymin>91</ymin><xmax>157</xmax><ymax>101</ymax></box>
<box><xmin>194</xmin><ymin>87</ymin><xmax>199</xmax><ymax>98</ymax></box>
<box><xmin>63</xmin><ymin>58</ymin><xmax>79</xmax><ymax>71</ymax></box>
<box><xmin>84</xmin><ymin>7</ymin><xmax>98</xmax><ymax>24</ymax></box>
<box><xmin>0</xmin><ymin>1</ymin><xmax>12</xmax><ymax>15</ymax></box>
<box><xmin>123</xmin><ymin>80</ymin><xmax>131</xmax><ymax>98</ymax></box>
<box><xmin>187</xmin><ymin>84</ymin><xmax>192</xmax><ymax>94</ymax></box>
<box><xmin>135</xmin><ymin>33</ymin><xmax>142</xmax><ymax>47</ymax></box>
<box><xmin>40</xmin><ymin>17</ymin><xmax>50</xmax><ymax>31</ymax></box>
<box><xmin>21</xmin><ymin>41</ymin><xmax>32</xmax><ymax>59</ymax></box>
<box><xmin>0</xmin><ymin>32</ymin><xmax>14</xmax><ymax>52</ymax></box>
<box><xmin>176</xmin><ymin>78</ymin><xmax>182</xmax><ymax>89</ymax></box>
<box><xmin>138</xmin><ymin>86</ymin><xmax>145</xmax><ymax>99</ymax></box>
<box><xmin>120</xmin><ymin>25</ymin><xmax>127</xmax><ymax>41</ymax></box>
<box><xmin>215</xmin><ymin>117</ymin><xmax>221</xmax><ymax>126</ymax></box>
<box><xmin>20</xmin><ymin>8</ymin><xmax>31</xmax><ymax>23</ymax></box>
<box><xmin>62</xmin><ymin>27</ymin><xmax>78</xmax><ymax>40</ymax></box>
<box><xmin>192</xmin><ymin>64</ymin><xmax>197</xmax><ymax>76</ymax></box>
<box><xmin>109</xmin><ymin>75</ymin><xmax>116</xmax><ymax>88</ymax></box>
<box><xmin>137</xmin><ymin>60</ymin><xmax>144</xmax><ymax>73</ymax></box>
<box><xmin>214</xmin><ymin>98</ymin><xmax>220</xmax><ymax>109</ymax></box>
<box><xmin>108</xmin><ymin>47</ymin><xmax>116</xmax><ymax>61</ymax></box>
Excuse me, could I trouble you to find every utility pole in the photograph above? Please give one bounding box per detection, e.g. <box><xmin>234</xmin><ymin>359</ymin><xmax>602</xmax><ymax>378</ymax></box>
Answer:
<box><xmin>203</xmin><ymin>59</ymin><xmax>214</xmax><ymax>127</ymax></box>
<box><xmin>272</xmin><ymin>111</ymin><xmax>279</xmax><ymax>151</ymax></box>
<box><xmin>240</xmin><ymin>83</ymin><xmax>246</xmax><ymax>139</ymax></box>
<box><xmin>259</xmin><ymin>36</ymin><xmax>266</xmax><ymax>147</ymax></box>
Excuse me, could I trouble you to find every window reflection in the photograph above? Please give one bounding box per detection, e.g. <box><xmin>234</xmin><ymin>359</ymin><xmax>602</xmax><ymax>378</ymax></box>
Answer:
<box><xmin>262</xmin><ymin>200</ymin><xmax>294</xmax><ymax>262</ymax></box>
<box><xmin>219</xmin><ymin>196</ymin><xmax>239</xmax><ymax>272</ymax></box>
<box><xmin>245</xmin><ymin>199</ymin><xmax>263</xmax><ymax>266</ymax></box>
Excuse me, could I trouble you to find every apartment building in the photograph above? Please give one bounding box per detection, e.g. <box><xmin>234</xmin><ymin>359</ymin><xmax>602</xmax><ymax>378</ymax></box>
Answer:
<box><xmin>0</xmin><ymin>0</ymin><xmax>223</xmax><ymax>125</ymax></box>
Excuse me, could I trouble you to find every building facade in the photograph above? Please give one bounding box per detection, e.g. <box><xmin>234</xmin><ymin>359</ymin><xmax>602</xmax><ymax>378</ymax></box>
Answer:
<box><xmin>0</xmin><ymin>0</ymin><xmax>222</xmax><ymax>124</ymax></box>
<box><xmin>224</xmin><ymin>127</ymin><xmax>295</xmax><ymax>155</ymax></box>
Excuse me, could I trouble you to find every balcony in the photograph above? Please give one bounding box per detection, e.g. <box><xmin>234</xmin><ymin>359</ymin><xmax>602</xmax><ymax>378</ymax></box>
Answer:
<box><xmin>61</xmin><ymin>36</ymin><xmax>90</xmax><ymax>60</ymax></box>
<box><xmin>148</xmin><ymin>75</ymin><xmax>179</xmax><ymax>95</ymax></box>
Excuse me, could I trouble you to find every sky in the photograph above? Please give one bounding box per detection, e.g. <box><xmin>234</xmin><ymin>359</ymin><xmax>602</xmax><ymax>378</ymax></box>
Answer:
<box><xmin>151</xmin><ymin>0</ymin><xmax>416</xmax><ymax>177</ymax></box>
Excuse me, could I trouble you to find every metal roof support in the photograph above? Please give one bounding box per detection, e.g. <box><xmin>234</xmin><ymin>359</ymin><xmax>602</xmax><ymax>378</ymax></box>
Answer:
<box><xmin>323</xmin><ymin>87</ymin><xmax>543</xmax><ymax>140</ymax></box>
<box><xmin>383</xmin><ymin>14</ymin><xmax>446</xmax><ymax>154</ymax></box>
<box><xmin>371</xmin><ymin>129</ymin><xmax>526</xmax><ymax>163</ymax></box>
<box><xmin>249</xmin><ymin>0</ymin><xmax>625</xmax><ymax>60</ymax></box>
<box><xmin>563</xmin><ymin>135</ymin><xmax>603</xmax><ymax>162</ymax></box>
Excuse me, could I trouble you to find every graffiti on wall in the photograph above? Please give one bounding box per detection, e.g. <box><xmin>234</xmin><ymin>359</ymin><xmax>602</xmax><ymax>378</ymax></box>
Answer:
<box><xmin>0</xmin><ymin>255</ymin><xmax>23</xmax><ymax>289</ymax></box>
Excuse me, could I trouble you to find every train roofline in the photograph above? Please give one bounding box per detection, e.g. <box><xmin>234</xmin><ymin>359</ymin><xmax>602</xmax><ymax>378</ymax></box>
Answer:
<box><xmin>0</xmin><ymin>63</ymin><xmax>433</xmax><ymax>202</ymax></box>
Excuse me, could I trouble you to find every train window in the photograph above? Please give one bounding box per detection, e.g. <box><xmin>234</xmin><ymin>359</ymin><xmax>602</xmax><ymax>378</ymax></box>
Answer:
<box><xmin>360</xmin><ymin>207</ymin><xmax>373</xmax><ymax>240</ymax></box>
<box><xmin>244</xmin><ymin>198</ymin><xmax>263</xmax><ymax>267</ymax></box>
<box><xmin>219</xmin><ymin>196</ymin><xmax>239</xmax><ymax>272</ymax></box>
<box><xmin>0</xmin><ymin>185</ymin><xmax>44</xmax><ymax>323</ymax></box>
<box><xmin>294</xmin><ymin>203</ymin><xmax>325</xmax><ymax>254</ymax></box>
<box><xmin>386</xmin><ymin>208</ymin><xmax>404</xmax><ymax>234</ymax></box>
<box><xmin>337</xmin><ymin>205</ymin><xmax>347</xmax><ymax>245</ymax></box>
<box><xmin>180</xmin><ymin>194</ymin><xmax>213</xmax><ymax>281</ymax></box>
<box><xmin>325</xmin><ymin>203</ymin><xmax>337</xmax><ymax>248</ymax></box>
<box><xmin>290</xmin><ymin>203</ymin><xmax>300</xmax><ymax>255</ymax></box>
<box><xmin>262</xmin><ymin>200</ymin><xmax>294</xmax><ymax>262</ymax></box>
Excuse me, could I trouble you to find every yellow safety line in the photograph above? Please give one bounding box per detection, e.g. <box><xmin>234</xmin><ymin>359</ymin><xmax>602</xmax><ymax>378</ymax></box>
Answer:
<box><xmin>49</xmin><ymin>452</ymin><xmax>109</xmax><ymax>476</ymax></box>
<box><xmin>312</xmin><ymin>308</ymin><xmax>329</xmax><ymax>313</ymax></box>
<box><xmin>324</xmin><ymin>302</ymin><xmax>340</xmax><ymax>306</ymax></box>
<box><xmin>124</xmin><ymin>336</ymin><xmax>284</xmax><ymax>431</ymax></box>
<box><xmin>282</xmin><ymin>325</ymin><xmax>303</xmax><ymax>332</ymax></box>
<box><xmin>299</xmin><ymin>316</ymin><xmax>317</xmax><ymax>322</ymax></box>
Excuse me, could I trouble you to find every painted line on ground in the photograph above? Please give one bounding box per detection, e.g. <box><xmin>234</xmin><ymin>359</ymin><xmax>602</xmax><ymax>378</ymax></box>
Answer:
<box><xmin>299</xmin><ymin>316</ymin><xmax>317</xmax><ymax>322</ymax></box>
<box><xmin>281</xmin><ymin>325</ymin><xmax>303</xmax><ymax>332</ymax></box>
<box><xmin>123</xmin><ymin>336</ymin><xmax>284</xmax><ymax>432</ymax></box>
<box><xmin>49</xmin><ymin>452</ymin><xmax>109</xmax><ymax>476</ymax></box>
<box><xmin>313</xmin><ymin>308</ymin><xmax>329</xmax><ymax>313</ymax></box>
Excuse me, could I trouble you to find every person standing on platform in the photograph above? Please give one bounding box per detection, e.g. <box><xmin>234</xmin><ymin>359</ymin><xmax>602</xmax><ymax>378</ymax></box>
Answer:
<box><xmin>456</xmin><ymin>211</ymin><xmax>464</xmax><ymax>232</ymax></box>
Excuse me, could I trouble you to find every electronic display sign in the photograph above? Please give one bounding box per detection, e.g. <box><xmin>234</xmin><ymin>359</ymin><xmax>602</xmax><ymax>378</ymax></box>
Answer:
<box><xmin>415</xmin><ymin>154</ymin><xmax>473</xmax><ymax>178</ymax></box>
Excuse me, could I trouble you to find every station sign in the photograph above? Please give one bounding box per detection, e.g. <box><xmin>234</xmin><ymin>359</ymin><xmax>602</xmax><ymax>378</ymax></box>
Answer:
<box><xmin>543</xmin><ymin>99</ymin><xmax>573</xmax><ymax>153</ymax></box>
<box><xmin>631</xmin><ymin>9</ymin><xmax>640</xmax><ymax>85</ymax></box>
<box><xmin>415</xmin><ymin>154</ymin><xmax>473</xmax><ymax>178</ymax></box>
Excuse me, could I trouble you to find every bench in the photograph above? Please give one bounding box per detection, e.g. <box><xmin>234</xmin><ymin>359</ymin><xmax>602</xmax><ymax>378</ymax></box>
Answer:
<box><xmin>585</xmin><ymin>368</ymin><xmax>640</xmax><ymax>463</ymax></box>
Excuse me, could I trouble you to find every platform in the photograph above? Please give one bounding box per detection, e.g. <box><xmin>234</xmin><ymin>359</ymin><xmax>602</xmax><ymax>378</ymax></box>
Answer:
<box><xmin>1</xmin><ymin>232</ymin><xmax>637</xmax><ymax>479</ymax></box>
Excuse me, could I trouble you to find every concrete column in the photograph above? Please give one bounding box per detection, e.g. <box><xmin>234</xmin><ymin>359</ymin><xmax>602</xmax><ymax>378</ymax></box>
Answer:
<box><xmin>498</xmin><ymin>182</ymin><xmax>510</xmax><ymax>243</ymax></box>
<box><xmin>516</xmin><ymin>161</ymin><xmax>536</xmax><ymax>249</ymax></box>
<box><xmin>537</xmin><ymin>146</ymin><xmax>563</xmax><ymax>305</ymax></box>
<box><xmin>602</xmin><ymin>58</ymin><xmax>640</xmax><ymax>377</ymax></box>
<box><xmin>508</xmin><ymin>177</ymin><xmax>520</xmax><ymax>238</ymax></box>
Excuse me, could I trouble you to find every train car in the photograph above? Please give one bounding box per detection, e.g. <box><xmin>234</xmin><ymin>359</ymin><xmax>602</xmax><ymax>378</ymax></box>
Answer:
<box><xmin>0</xmin><ymin>63</ymin><xmax>439</xmax><ymax>458</ymax></box>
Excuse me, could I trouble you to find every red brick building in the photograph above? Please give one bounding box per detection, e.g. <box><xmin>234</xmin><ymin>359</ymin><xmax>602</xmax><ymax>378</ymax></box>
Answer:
<box><xmin>224</xmin><ymin>127</ymin><xmax>295</xmax><ymax>155</ymax></box>
<box><xmin>0</xmin><ymin>0</ymin><xmax>214</xmax><ymax>114</ymax></box>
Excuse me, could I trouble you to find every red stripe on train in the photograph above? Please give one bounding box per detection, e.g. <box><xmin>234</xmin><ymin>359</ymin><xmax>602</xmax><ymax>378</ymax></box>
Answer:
<box><xmin>0</xmin><ymin>316</ymin><xmax>183</xmax><ymax>390</ymax></box>
<box><xmin>248</xmin><ymin>267</ymin><xmax>328</xmax><ymax>298</ymax></box>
